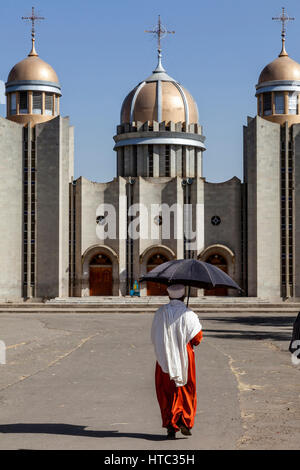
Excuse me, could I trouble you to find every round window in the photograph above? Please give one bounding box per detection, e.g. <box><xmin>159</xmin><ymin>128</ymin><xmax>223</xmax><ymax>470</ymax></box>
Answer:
<box><xmin>211</xmin><ymin>216</ymin><xmax>221</xmax><ymax>226</ymax></box>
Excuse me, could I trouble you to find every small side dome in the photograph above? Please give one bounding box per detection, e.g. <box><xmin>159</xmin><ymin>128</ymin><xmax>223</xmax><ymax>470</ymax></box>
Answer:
<box><xmin>120</xmin><ymin>53</ymin><xmax>198</xmax><ymax>125</ymax></box>
<box><xmin>6</xmin><ymin>38</ymin><xmax>61</xmax><ymax>126</ymax></box>
<box><xmin>7</xmin><ymin>55</ymin><xmax>59</xmax><ymax>84</ymax></box>
<box><xmin>258</xmin><ymin>55</ymin><xmax>300</xmax><ymax>84</ymax></box>
<box><xmin>255</xmin><ymin>36</ymin><xmax>300</xmax><ymax>127</ymax></box>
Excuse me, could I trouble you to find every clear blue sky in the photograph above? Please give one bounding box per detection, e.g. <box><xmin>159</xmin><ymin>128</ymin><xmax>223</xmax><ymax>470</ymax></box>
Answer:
<box><xmin>0</xmin><ymin>0</ymin><xmax>299</xmax><ymax>183</ymax></box>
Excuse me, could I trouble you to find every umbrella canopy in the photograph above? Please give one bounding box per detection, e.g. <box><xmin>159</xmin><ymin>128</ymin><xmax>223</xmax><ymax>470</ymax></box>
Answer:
<box><xmin>140</xmin><ymin>258</ymin><xmax>241</xmax><ymax>291</ymax></box>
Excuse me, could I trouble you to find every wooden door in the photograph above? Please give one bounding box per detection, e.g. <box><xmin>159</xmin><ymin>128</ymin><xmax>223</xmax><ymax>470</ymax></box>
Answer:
<box><xmin>89</xmin><ymin>254</ymin><xmax>113</xmax><ymax>296</ymax></box>
<box><xmin>204</xmin><ymin>254</ymin><xmax>228</xmax><ymax>296</ymax></box>
<box><xmin>90</xmin><ymin>267</ymin><xmax>112</xmax><ymax>296</ymax></box>
<box><xmin>147</xmin><ymin>254</ymin><xmax>168</xmax><ymax>296</ymax></box>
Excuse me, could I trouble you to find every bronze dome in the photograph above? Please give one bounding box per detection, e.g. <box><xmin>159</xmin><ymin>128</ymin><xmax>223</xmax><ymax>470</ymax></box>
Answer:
<box><xmin>121</xmin><ymin>80</ymin><xmax>198</xmax><ymax>124</ymax></box>
<box><xmin>258</xmin><ymin>54</ymin><xmax>300</xmax><ymax>84</ymax></box>
<box><xmin>7</xmin><ymin>55</ymin><xmax>59</xmax><ymax>84</ymax></box>
<box><xmin>120</xmin><ymin>55</ymin><xmax>199</xmax><ymax>125</ymax></box>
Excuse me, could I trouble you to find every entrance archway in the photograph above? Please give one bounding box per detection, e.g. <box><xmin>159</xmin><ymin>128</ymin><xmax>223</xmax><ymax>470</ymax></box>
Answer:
<box><xmin>89</xmin><ymin>253</ymin><xmax>113</xmax><ymax>296</ymax></box>
<box><xmin>204</xmin><ymin>254</ymin><xmax>228</xmax><ymax>296</ymax></box>
<box><xmin>147</xmin><ymin>253</ymin><xmax>168</xmax><ymax>296</ymax></box>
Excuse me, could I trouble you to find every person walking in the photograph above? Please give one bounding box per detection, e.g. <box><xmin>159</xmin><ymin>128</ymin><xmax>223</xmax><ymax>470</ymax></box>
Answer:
<box><xmin>151</xmin><ymin>284</ymin><xmax>203</xmax><ymax>440</ymax></box>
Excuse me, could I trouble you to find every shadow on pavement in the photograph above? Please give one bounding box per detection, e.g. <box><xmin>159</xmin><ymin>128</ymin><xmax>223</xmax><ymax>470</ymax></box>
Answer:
<box><xmin>201</xmin><ymin>316</ymin><xmax>295</xmax><ymax>342</ymax></box>
<box><xmin>204</xmin><ymin>315</ymin><xmax>296</xmax><ymax>327</ymax></box>
<box><xmin>0</xmin><ymin>423</ymin><xmax>181</xmax><ymax>442</ymax></box>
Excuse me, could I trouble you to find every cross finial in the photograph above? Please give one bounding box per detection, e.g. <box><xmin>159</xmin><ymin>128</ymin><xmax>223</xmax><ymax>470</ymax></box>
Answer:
<box><xmin>145</xmin><ymin>15</ymin><xmax>175</xmax><ymax>53</ymax></box>
<box><xmin>145</xmin><ymin>16</ymin><xmax>175</xmax><ymax>72</ymax></box>
<box><xmin>22</xmin><ymin>7</ymin><xmax>45</xmax><ymax>57</ymax></box>
<box><xmin>272</xmin><ymin>7</ymin><xmax>295</xmax><ymax>57</ymax></box>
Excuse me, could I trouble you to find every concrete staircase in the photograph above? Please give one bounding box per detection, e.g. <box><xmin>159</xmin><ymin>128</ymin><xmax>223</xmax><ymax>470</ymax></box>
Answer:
<box><xmin>0</xmin><ymin>296</ymin><xmax>299</xmax><ymax>315</ymax></box>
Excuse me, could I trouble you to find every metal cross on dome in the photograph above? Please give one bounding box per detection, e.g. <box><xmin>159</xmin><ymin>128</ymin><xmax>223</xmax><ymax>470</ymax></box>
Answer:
<box><xmin>272</xmin><ymin>7</ymin><xmax>294</xmax><ymax>40</ymax></box>
<box><xmin>22</xmin><ymin>6</ymin><xmax>45</xmax><ymax>40</ymax></box>
<box><xmin>145</xmin><ymin>15</ymin><xmax>175</xmax><ymax>53</ymax></box>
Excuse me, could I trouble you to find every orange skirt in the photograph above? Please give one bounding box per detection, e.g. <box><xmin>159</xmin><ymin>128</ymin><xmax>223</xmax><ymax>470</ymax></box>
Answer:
<box><xmin>155</xmin><ymin>330</ymin><xmax>203</xmax><ymax>431</ymax></box>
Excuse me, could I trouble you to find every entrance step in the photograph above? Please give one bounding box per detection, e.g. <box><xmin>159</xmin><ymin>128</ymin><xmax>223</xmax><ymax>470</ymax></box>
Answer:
<box><xmin>0</xmin><ymin>297</ymin><xmax>299</xmax><ymax>315</ymax></box>
<box><xmin>47</xmin><ymin>296</ymin><xmax>272</xmax><ymax>304</ymax></box>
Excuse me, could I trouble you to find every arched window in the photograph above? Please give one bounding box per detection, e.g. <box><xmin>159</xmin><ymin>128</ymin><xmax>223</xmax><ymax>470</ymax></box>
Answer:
<box><xmin>275</xmin><ymin>92</ymin><xmax>284</xmax><ymax>114</ymax></box>
<box><xmin>148</xmin><ymin>145</ymin><xmax>154</xmax><ymax>177</ymax></box>
<box><xmin>288</xmin><ymin>92</ymin><xmax>298</xmax><ymax>115</ymax></box>
<box><xmin>32</xmin><ymin>92</ymin><xmax>42</xmax><ymax>115</ymax></box>
<box><xmin>89</xmin><ymin>254</ymin><xmax>112</xmax><ymax>266</ymax></box>
<box><xmin>10</xmin><ymin>93</ymin><xmax>17</xmax><ymax>115</ymax></box>
<box><xmin>165</xmin><ymin>145</ymin><xmax>170</xmax><ymax>177</ymax></box>
<box><xmin>258</xmin><ymin>95</ymin><xmax>263</xmax><ymax>116</ymax></box>
<box><xmin>147</xmin><ymin>253</ymin><xmax>168</xmax><ymax>268</ymax></box>
<box><xmin>19</xmin><ymin>92</ymin><xmax>28</xmax><ymax>114</ymax></box>
<box><xmin>45</xmin><ymin>93</ymin><xmax>53</xmax><ymax>116</ymax></box>
<box><xmin>263</xmin><ymin>92</ymin><xmax>272</xmax><ymax>116</ymax></box>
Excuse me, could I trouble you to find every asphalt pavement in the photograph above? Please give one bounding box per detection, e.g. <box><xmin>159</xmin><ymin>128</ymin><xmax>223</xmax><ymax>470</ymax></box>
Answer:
<box><xmin>0</xmin><ymin>310</ymin><xmax>298</xmax><ymax>450</ymax></box>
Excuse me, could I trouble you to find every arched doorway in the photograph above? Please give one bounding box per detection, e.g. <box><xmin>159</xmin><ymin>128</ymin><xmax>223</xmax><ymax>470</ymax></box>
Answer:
<box><xmin>89</xmin><ymin>254</ymin><xmax>113</xmax><ymax>296</ymax></box>
<box><xmin>204</xmin><ymin>254</ymin><xmax>228</xmax><ymax>296</ymax></box>
<box><xmin>147</xmin><ymin>254</ymin><xmax>168</xmax><ymax>296</ymax></box>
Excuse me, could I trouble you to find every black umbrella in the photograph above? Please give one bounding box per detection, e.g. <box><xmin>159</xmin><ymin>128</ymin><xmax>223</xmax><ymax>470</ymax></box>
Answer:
<box><xmin>140</xmin><ymin>258</ymin><xmax>242</xmax><ymax>306</ymax></box>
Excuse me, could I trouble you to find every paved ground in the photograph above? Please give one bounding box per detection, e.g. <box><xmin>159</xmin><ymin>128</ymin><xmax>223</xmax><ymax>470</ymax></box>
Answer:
<box><xmin>0</xmin><ymin>310</ymin><xmax>299</xmax><ymax>450</ymax></box>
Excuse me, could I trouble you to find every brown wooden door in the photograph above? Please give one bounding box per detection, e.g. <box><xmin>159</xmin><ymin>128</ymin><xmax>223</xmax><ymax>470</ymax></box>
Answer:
<box><xmin>89</xmin><ymin>267</ymin><xmax>112</xmax><ymax>296</ymax></box>
<box><xmin>147</xmin><ymin>254</ymin><xmax>168</xmax><ymax>296</ymax></box>
<box><xmin>204</xmin><ymin>254</ymin><xmax>228</xmax><ymax>296</ymax></box>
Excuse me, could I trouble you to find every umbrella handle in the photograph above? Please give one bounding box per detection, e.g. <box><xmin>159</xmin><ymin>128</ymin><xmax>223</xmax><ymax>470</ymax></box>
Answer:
<box><xmin>186</xmin><ymin>286</ymin><xmax>191</xmax><ymax>308</ymax></box>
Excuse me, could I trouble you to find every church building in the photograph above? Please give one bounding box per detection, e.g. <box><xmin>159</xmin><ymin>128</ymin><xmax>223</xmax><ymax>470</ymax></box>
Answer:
<box><xmin>1</xmin><ymin>11</ymin><xmax>300</xmax><ymax>301</ymax></box>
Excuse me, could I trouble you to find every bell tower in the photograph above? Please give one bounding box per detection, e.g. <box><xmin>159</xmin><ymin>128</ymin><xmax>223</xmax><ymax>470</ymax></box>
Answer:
<box><xmin>244</xmin><ymin>7</ymin><xmax>300</xmax><ymax>299</ymax></box>
<box><xmin>6</xmin><ymin>8</ymin><xmax>61</xmax><ymax>127</ymax></box>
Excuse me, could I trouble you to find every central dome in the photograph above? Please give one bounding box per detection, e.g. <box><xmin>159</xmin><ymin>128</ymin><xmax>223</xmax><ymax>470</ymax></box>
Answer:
<box><xmin>121</xmin><ymin>55</ymin><xmax>198</xmax><ymax>125</ymax></box>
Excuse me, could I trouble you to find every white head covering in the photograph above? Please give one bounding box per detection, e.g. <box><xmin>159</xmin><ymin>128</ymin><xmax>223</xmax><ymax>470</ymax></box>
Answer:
<box><xmin>167</xmin><ymin>284</ymin><xmax>185</xmax><ymax>299</ymax></box>
<box><xmin>151</xmin><ymin>300</ymin><xmax>202</xmax><ymax>387</ymax></box>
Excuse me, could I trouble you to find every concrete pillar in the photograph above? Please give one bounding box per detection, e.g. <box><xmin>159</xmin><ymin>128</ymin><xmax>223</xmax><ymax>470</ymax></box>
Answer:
<box><xmin>170</xmin><ymin>145</ymin><xmax>176</xmax><ymax>177</ymax></box>
<box><xmin>137</xmin><ymin>145</ymin><xmax>144</xmax><ymax>176</ymax></box>
<box><xmin>176</xmin><ymin>146</ymin><xmax>183</xmax><ymax>177</ymax></box>
<box><xmin>118</xmin><ymin>177</ymin><xmax>127</xmax><ymax>295</ymax></box>
<box><xmin>188</xmin><ymin>147</ymin><xmax>195</xmax><ymax>178</ymax></box>
<box><xmin>35</xmin><ymin>116</ymin><xmax>73</xmax><ymax>298</ymax></box>
<box><xmin>291</xmin><ymin>124</ymin><xmax>300</xmax><ymax>297</ymax></box>
<box><xmin>195</xmin><ymin>149</ymin><xmax>202</xmax><ymax>177</ymax></box>
<box><xmin>0</xmin><ymin>118</ymin><xmax>23</xmax><ymax>299</ymax></box>
<box><xmin>244</xmin><ymin>116</ymin><xmax>281</xmax><ymax>299</ymax></box>
<box><xmin>153</xmin><ymin>144</ymin><xmax>160</xmax><ymax>177</ymax></box>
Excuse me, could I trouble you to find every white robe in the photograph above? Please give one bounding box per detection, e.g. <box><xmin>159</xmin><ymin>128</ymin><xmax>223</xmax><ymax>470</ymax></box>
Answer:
<box><xmin>151</xmin><ymin>299</ymin><xmax>202</xmax><ymax>387</ymax></box>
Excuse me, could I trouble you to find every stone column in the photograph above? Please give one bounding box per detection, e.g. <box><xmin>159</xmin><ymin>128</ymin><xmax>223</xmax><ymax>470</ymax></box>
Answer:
<box><xmin>170</xmin><ymin>145</ymin><xmax>176</xmax><ymax>177</ymax></box>
<box><xmin>244</xmin><ymin>116</ymin><xmax>281</xmax><ymax>299</ymax></box>
<box><xmin>118</xmin><ymin>177</ymin><xmax>127</xmax><ymax>295</ymax></box>
<box><xmin>0</xmin><ymin>118</ymin><xmax>23</xmax><ymax>300</ymax></box>
<box><xmin>153</xmin><ymin>144</ymin><xmax>160</xmax><ymax>177</ymax></box>
<box><xmin>291</xmin><ymin>124</ymin><xmax>300</xmax><ymax>297</ymax></box>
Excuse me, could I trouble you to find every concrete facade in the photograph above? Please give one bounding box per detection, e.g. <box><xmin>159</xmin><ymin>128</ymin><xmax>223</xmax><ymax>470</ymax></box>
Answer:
<box><xmin>35</xmin><ymin>116</ymin><xmax>74</xmax><ymax>298</ymax></box>
<box><xmin>202</xmin><ymin>177</ymin><xmax>243</xmax><ymax>293</ymax></box>
<box><xmin>244</xmin><ymin>116</ymin><xmax>281</xmax><ymax>299</ymax></box>
<box><xmin>292</xmin><ymin>124</ymin><xmax>300</xmax><ymax>297</ymax></box>
<box><xmin>3</xmin><ymin>38</ymin><xmax>300</xmax><ymax>301</ymax></box>
<box><xmin>0</xmin><ymin>118</ymin><xmax>23</xmax><ymax>300</ymax></box>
